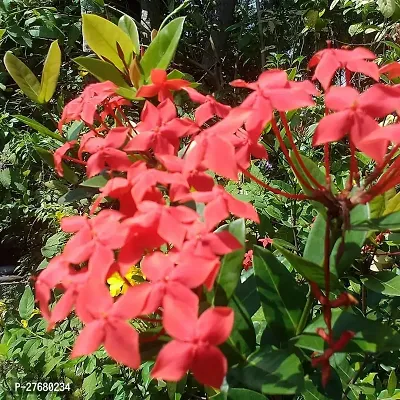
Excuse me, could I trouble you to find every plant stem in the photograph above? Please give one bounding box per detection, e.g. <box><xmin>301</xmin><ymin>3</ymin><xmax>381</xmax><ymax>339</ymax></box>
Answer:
<box><xmin>279</xmin><ymin>112</ymin><xmax>325</xmax><ymax>191</ymax></box>
<box><xmin>240</xmin><ymin>167</ymin><xmax>312</xmax><ymax>200</ymax></box>
<box><xmin>296</xmin><ymin>286</ymin><xmax>314</xmax><ymax>335</ymax></box>
<box><xmin>271</xmin><ymin>117</ymin><xmax>315</xmax><ymax>192</ymax></box>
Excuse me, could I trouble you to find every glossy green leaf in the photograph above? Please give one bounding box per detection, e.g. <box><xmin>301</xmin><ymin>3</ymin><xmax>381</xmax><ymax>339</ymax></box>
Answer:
<box><xmin>384</xmin><ymin>191</ymin><xmax>400</xmax><ymax>215</ymax></box>
<box><xmin>378</xmin><ymin>389</ymin><xmax>400</xmax><ymax>399</ymax></box>
<box><xmin>0</xmin><ymin>29</ymin><xmax>5</xmax><ymax>41</ymax></box>
<box><xmin>362</xmin><ymin>271</ymin><xmax>400</xmax><ymax>296</ymax></box>
<box><xmin>330</xmin><ymin>204</ymin><xmax>369</xmax><ymax>276</ymax></box>
<box><xmin>253</xmin><ymin>246</ymin><xmax>306</xmax><ymax>342</ymax></box>
<box><xmin>292</xmin><ymin>309</ymin><xmax>400</xmax><ymax>353</ymax></box>
<box><xmin>212</xmin><ymin>219</ymin><xmax>246</xmax><ymax>305</ymax></box>
<box><xmin>304</xmin><ymin>213</ymin><xmax>326</xmax><ymax>266</ymax></box>
<box><xmin>38</xmin><ymin>40</ymin><xmax>61</xmax><ymax>103</ymax></box>
<box><xmin>19</xmin><ymin>286</ymin><xmax>34</xmax><ymax>320</ymax></box>
<box><xmin>116</xmin><ymin>87</ymin><xmax>138</xmax><ymax>100</ymax></box>
<box><xmin>235</xmin><ymin>274</ymin><xmax>260</xmax><ymax>317</ymax></box>
<box><xmin>377</xmin><ymin>0</ymin><xmax>396</xmax><ymax>18</ymax></box>
<box><xmin>14</xmin><ymin>115</ymin><xmax>65</xmax><ymax>143</ymax></box>
<box><xmin>230</xmin><ymin>348</ymin><xmax>304</xmax><ymax>395</ymax></box>
<box><xmin>274</xmin><ymin>242</ymin><xmax>340</xmax><ymax>289</ymax></box>
<box><xmin>388</xmin><ymin>370</ymin><xmax>397</xmax><ymax>396</ymax></box>
<box><xmin>118</xmin><ymin>15</ymin><xmax>140</xmax><ymax>55</ymax></box>
<box><xmin>351</xmin><ymin>211</ymin><xmax>400</xmax><ymax>231</ymax></box>
<box><xmin>369</xmin><ymin>188</ymin><xmax>396</xmax><ymax>218</ymax></box>
<box><xmin>73</xmin><ymin>57</ymin><xmax>129</xmax><ymax>88</ymax></box>
<box><xmin>302</xmin><ymin>379</ymin><xmax>330</xmax><ymax>400</ymax></box>
<box><xmin>223</xmin><ymin>295</ymin><xmax>256</xmax><ymax>362</ymax></box>
<box><xmin>141</xmin><ymin>17</ymin><xmax>185</xmax><ymax>79</ymax></box>
<box><xmin>4</xmin><ymin>51</ymin><xmax>40</xmax><ymax>102</ymax></box>
<box><xmin>82</xmin><ymin>14</ymin><xmax>134</xmax><ymax>71</ymax></box>
<box><xmin>35</xmin><ymin>146</ymin><xmax>78</xmax><ymax>184</ymax></box>
<box><xmin>81</xmin><ymin>175</ymin><xmax>109</xmax><ymax>188</ymax></box>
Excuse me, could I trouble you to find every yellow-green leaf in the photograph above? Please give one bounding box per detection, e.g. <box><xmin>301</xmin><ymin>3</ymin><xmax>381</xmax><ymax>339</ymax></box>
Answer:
<box><xmin>384</xmin><ymin>191</ymin><xmax>400</xmax><ymax>215</ymax></box>
<box><xmin>0</xmin><ymin>29</ymin><xmax>5</xmax><ymax>41</ymax></box>
<box><xmin>141</xmin><ymin>17</ymin><xmax>185</xmax><ymax>80</ymax></box>
<box><xmin>4</xmin><ymin>51</ymin><xmax>40</xmax><ymax>102</ymax></box>
<box><xmin>118</xmin><ymin>15</ymin><xmax>140</xmax><ymax>55</ymax></box>
<box><xmin>74</xmin><ymin>57</ymin><xmax>130</xmax><ymax>88</ymax></box>
<box><xmin>38</xmin><ymin>40</ymin><xmax>61</xmax><ymax>103</ymax></box>
<box><xmin>82</xmin><ymin>14</ymin><xmax>134</xmax><ymax>71</ymax></box>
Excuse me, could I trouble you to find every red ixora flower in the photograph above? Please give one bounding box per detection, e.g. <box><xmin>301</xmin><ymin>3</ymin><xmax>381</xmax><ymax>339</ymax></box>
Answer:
<box><xmin>308</xmin><ymin>47</ymin><xmax>379</xmax><ymax>90</ymax></box>
<box><xmin>313</xmin><ymin>85</ymin><xmax>400</xmax><ymax>161</ymax></box>
<box><xmin>58</xmin><ymin>81</ymin><xmax>120</xmax><ymax>131</ymax></box>
<box><xmin>151</xmin><ymin>299</ymin><xmax>234</xmax><ymax>388</ymax></box>
<box><xmin>183</xmin><ymin>87</ymin><xmax>231</xmax><ymax>126</ymax></box>
<box><xmin>124</xmin><ymin>100</ymin><xmax>196</xmax><ymax>155</ymax></box>
<box><xmin>230</xmin><ymin>69</ymin><xmax>317</xmax><ymax>133</ymax></box>
<box><xmin>136</xmin><ymin>69</ymin><xmax>190</xmax><ymax>102</ymax></box>
<box><xmin>71</xmin><ymin>281</ymin><xmax>141</xmax><ymax>369</ymax></box>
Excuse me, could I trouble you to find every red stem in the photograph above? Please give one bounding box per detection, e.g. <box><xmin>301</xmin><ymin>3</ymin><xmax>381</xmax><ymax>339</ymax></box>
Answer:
<box><xmin>279</xmin><ymin>112</ymin><xmax>325</xmax><ymax>190</ymax></box>
<box><xmin>240</xmin><ymin>167</ymin><xmax>312</xmax><ymax>200</ymax></box>
<box><xmin>62</xmin><ymin>156</ymin><xmax>87</xmax><ymax>166</ymax></box>
<box><xmin>364</xmin><ymin>144</ymin><xmax>400</xmax><ymax>187</ymax></box>
<box><xmin>270</xmin><ymin>117</ymin><xmax>315</xmax><ymax>192</ymax></box>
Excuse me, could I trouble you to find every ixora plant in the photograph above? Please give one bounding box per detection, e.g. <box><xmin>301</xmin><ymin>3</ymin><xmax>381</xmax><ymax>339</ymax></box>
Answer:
<box><xmin>31</xmin><ymin>44</ymin><xmax>400</xmax><ymax>398</ymax></box>
<box><xmin>6</xmin><ymin>12</ymin><xmax>400</xmax><ymax>398</ymax></box>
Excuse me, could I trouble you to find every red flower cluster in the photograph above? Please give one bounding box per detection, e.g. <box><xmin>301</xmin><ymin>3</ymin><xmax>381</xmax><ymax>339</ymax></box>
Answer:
<box><xmin>37</xmin><ymin>46</ymin><xmax>400</xmax><ymax>388</ymax></box>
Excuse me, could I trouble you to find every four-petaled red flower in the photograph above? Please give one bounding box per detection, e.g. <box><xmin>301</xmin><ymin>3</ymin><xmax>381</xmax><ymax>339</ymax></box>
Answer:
<box><xmin>151</xmin><ymin>301</ymin><xmax>234</xmax><ymax>388</ymax></box>
<box><xmin>308</xmin><ymin>47</ymin><xmax>379</xmax><ymax>90</ymax></box>
<box><xmin>137</xmin><ymin>69</ymin><xmax>190</xmax><ymax>102</ymax></box>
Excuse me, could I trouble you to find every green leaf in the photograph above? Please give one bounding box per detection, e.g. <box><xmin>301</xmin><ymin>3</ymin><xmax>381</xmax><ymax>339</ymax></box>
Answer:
<box><xmin>41</xmin><ymin>232</ymin><xmax>65</xmax><ymax>258</ymax></box>
<box><xmin>118</xmin><ymin>15</ymin><xmax>140</xmax><ymax>55</ymax></box>
<box><xmin>384</xmin><ymin>191</ymin><xmax>400</xmax><ymax>215</ymax></box>
<box><xmin>377</xmin><ymin>0</ymin><xmax>396</xmax><ymax>18</ymax></box>
<box><xmin>379</xmin><ymin>389</ymin><xmax>400</xmax><ymax>399</ymax></box>
<box><xmin>223</xmin><ymin>295</ymin><xmax>256</xmax><ymax>362</ymax></box>
<box><xmin>388</xmin><ymin>370</ymin><xmax>397</xmax><ymax>396</ymax></box>
<box><xmin>304</xmin><ymin>213</ymin><xmax>326</xmax><ymax>266</ymax></box>
<box><xmin>230</xmin><ymin>348</ymin><xmax>304</xmax><ymax>395</ymax></box>
<box><xmin>351</xmin><ymin>211</ymin><xmax>400</xmax><ymax>231</ymax></box>
<box><xmin>330</xmin><ymin>204</ymin><xmax>369</xmax><ymax>276</ymax></box>
<box><xmin>369</xmin><ymin>188</ymin><xmax>396</xmax><ymax>218</ymax></box>
<box><xmin>73</xmin><ymin>57</ymin><xmax>129</xmax><ymax>88</ymax></box>
<box><xmin>253</xmin><ymin>246</ymin><xmax>306</xmax><ymax>342</ymax></box>
<box><xmin>115</xmin><ymin>86</ymin><xmax>138</xmax><ymax>99</ymax></box>
<box><xmin>43</xmin><ymin>356</ymin><xmax>63</xmax><ymax>377</ymax></box>
<box><xmin>4</xmin><ymin>51</ymin><xmax>40</xmax><ymax>102</ymax></box>
<box><xmin>66</xmin><ymin>121</ymin><xmax>84</xmax><ymax>141</ymax></box>
<box><xmin>274</xmin><ymin>242</ymin><xmax>340</xmax><ymax>289</ymax></box>
<box><xmin>141</xmin><ymin>17</ymin><xmax>185</xmax><ymax>80</ymax></box>
<box><xmin>302</xmin><ymin>379</ymin><xmax>330</xmax><ymax>400</ymax></box>
<box><xmin>330</xmin><ymin>0</ymin><xmax>341</xmax><ymax>10</ymax></box>
<box><xmin>81</xmin><ymin>175</ymin><xmax>109</xmax><ymax>188</ymax></box>
<box><xmin>83</xmin><ymin>372</ymin><xmax>97</xmax><ymax>399</ymax></box>
<box><xmin>0</xmin><ymin>168</ymin><xmax>11</xmax><ymax>188</ymax></box>
<box><xmin>35</xmin><ymin>147</ymin><xmax>78</xmax><ymax>184</ymax></box>
<box><xmin>82</xmin><ymin>14</ymin><xmax>134</xmax><ymax>71</ymax></box>
<box><xmin>19</xmin><ymin>286</ymin><xmax>35</xmax><ymax>320</ymax></box>
<box><xmin>14</xmin><ymin>115</ymin><xmax>65</xmax><ymax>143</ymax></box>
<box><xmin>38</xmin><ymin>40</ymin><xmax>61</xmax><ymax>103</ymax></box>
<box><xmin>212</xmin><ymin>219</ymin><xmax>246</xmax><ymax>305</ymax></box>
<box><xmin>292</xmin><ymin>309</ymin><xmax>400</xmax><ymax>353</ymax></box>
<box><xmin>362</xmin><ymin>271</ymin><xmax>400</xmax><ymax>296</ymax></box>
